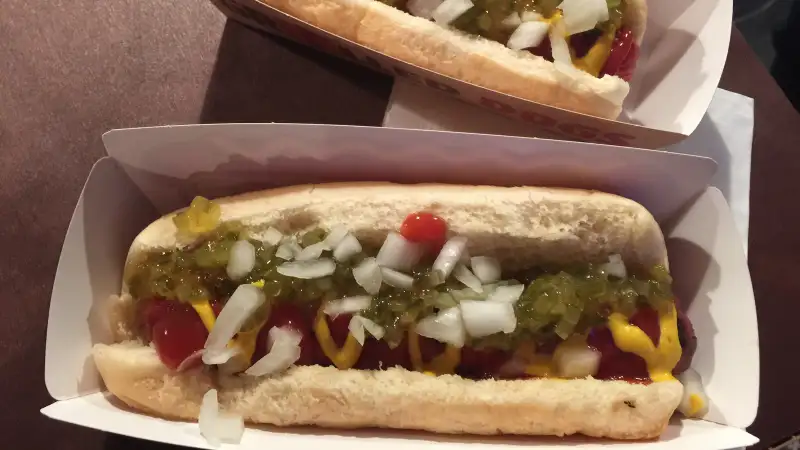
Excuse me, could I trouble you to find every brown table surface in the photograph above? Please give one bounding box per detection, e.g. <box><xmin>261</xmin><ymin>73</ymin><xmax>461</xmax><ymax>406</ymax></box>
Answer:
<box><xmin>2</xmin><ymin>1</ymin><xmax>799</xmax><ymax>448</ymax></box>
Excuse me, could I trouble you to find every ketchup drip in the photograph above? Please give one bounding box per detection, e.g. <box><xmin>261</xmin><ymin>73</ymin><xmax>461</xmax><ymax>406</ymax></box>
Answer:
<box><xmin>142</xmin><ymin>298</ymin><xmax>222</xmax><ymax>371</ymax></box>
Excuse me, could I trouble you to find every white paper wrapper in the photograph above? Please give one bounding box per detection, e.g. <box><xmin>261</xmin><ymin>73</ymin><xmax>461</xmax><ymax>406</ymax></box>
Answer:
<box><xmin>43</xmin><ymin>124</ymin><xmax>758</xmax><ymax>450</ymax></box>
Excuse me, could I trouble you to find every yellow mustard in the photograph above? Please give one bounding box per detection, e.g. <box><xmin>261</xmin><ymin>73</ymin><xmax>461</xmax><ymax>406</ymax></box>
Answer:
<box><xmin>607</xmin><ymin>303</ymin><xmax>682</xmax><ymax>382</ymax></box>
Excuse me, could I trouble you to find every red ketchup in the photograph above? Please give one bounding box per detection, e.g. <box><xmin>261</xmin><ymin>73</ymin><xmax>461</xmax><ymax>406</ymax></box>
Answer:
<box><xmin>527</xmin><ymin>27</ymin><xmax>640</xmax><ymax>81</ymax></box>
<box><xmin>143</xmin><ymin>298</ymin><xmax>216</xmax><ymax>371</ymax></box>
<box><xmin>600</xmin><ymin>27</ymin><xmax>639</xmax><ymax>81</ymax></box>
<box><xmin>459</xmin><ymin>347</ymin><xmax>510</xmax><ymax>379</ymax></box>
<box><xmin>327</xmin><ymin>313</ymin><xmax>352</xmax><ymax>348</ymax></box>
<box><xmin>400</xmin><ymin>212</ymin><xmax>448</xmax><ymax>253</ymax></box>
<box><xmin>254</xmin><ymin>304</ymin><xmax>320</xmax><ymax>366</ymax></box>
<box><xmin>587</xmin><ymin>307</ymin><xmax>661</xmax><ymax>383</ymax></box>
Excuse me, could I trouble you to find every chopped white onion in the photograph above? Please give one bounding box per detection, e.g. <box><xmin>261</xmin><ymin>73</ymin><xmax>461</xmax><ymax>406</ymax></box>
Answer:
<box><xmin>432</xmin><ymin>236</ymin><xmax>468</xmax><ymax>281</ymax></box>
<box><xmin>199</xmin><ymin>389</ymin><xmax>245</xmax><ymax>446</ymax></box>
<box><xmin>348</xmin><ymin>315</ymin><xmax>386</xmax><ymax>345</ymax></box>
<box><xmin>323</xmin><ymin>295</ymin><xmax>372</xmax><ymax>316</ymax></box>
<box><xmin>431</xmin><ymin>0</ymin><xmax>473</xmax><ymax>25</ymax></box>
<box><xmin>470</xmin><ymin>256</ymin><xmax>501</xmax><ymax>284</ymax></box>
<box><xmin>501</xmin><ymin>12</ymin><xmax>522</xmax><ymax>29</ymax></box>
<box><xmin>521</xmin><ymin>10</ymin><xmax>544</xmax><ymax>21</ymax></box>
<box><xmin>433</xmin><ymin>292</ymin><xmax>458</xmax><ymax>309</ymax></box>
<box><xmin>381</xmin><ymin>267</ymin><xmax>415</xmax><ymax>290</ymax></box>
<box><xmin>677</xmin><ymin>369</ymin><xmax>710</xmax><ymax>418</ymax></box>
<box><xmin>277</xmin><ymin>258</ymin><xmax>336</xmax><ymax>279</ymax></box>
<box><xmin>296</xmin><ymin>241</ymin><xmax>330</xmax><ymax>261</ymax></box>
<box><xmin>553</xmin><ymin>342</ymin><xmax>600</xmax><ymax>377</ymax></box>
<box><xmin>324</xmin><ymin>225</ymin><xmax>349</xmax><ymax>248</ymax></box>
<box><xmin>454</xmin><ymin>264</ymin><xmax>483</xmax><ymax>293</ymax></box>
<box><xmin>459</xmin><ymin>300</ymin><xmax>516</xmax><ymax>337</ymax></box>
<box><xmin>217</xmin><ymin>353</ymin><xmax>251</xmax><ymax>375</ymax></box>
<box><xmin>261</xmin><ymin>227</ymin><xmax>283</xmax><ymax>246</ymax></box>
<box><xmin>245</xmin><ymin>327</ymin><xmax>303</xmax><ymax>377</ymax></box>
<box><xmin>407</xmin><ymin>0</ymin><xmax>444</xmax><ymax>18</ymax></box>
<box><xmin>352</xmin><ymin>257</ymin><xmax>383</xmax><ymax>295</ymax></box>
<box><xmin>486</xmin><ymin>284</ymin><xmax>525</xmax><ymax>303</ymax></box>
<box><xmin>176</xmin><ymin>349</ymin><xmax>205</xmax><ymax>372</ymax></box>
<box><xmin>276</xmin><ymin>239</ymin><xmax>302</xmax><ymax>260</ymax></box>
<box><xmin>507</xmin><ymin>20</ymin><xmax>549</xmax><ymax>50</ymax></box>
<box><xmin>333</xmin><ymin>233</ymin><xmax>362</xmax><ymax>262</ymax></box>
<box><xmin>450</xmin><ymin>286</ymin><xmax>486</xmax><ymax>301</ymax></box>
<box><xmin>376</xmin><ymin>232</ymin><xmax>424</xmax><ymax>271</ymax></box>
<box><xmin>600</xmin><ymin>254</ymin><xmax>627</xmax><ymax>279</ymax></box>
<box><xmin>203</xmin><ymin>346</ymin><xmax>241</xmax><ymax>365</ymax></box>
<box><xmin>415</xmin><ymin>307</ymin><xmax>466</xmax><ymax>348</ymax></box>
<box><xmin>549</xmin><ymin>21</ymin><xmax>572</xmax><ymax>66</ymax></box>
<box><xmin>226</xmin><ymin>240</ymin><xmax>256</xmax><ymax>280</ymax></box>
<box><xmin>559</xmin><ymin>0</ymin><xmax>609</xmax><ymax>36</ymax></box>
<box><xmin>203</xmin><ymin>285</ymin><xmax>265</xmax><ymax>365</ymax></box>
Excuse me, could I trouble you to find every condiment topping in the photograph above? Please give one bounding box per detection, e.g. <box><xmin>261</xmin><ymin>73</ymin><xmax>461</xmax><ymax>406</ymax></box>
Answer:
<box><xmin>128</xmin><ymin>199</ymin><xmax>689</xmax><ymax>385</ymax></box>
<box><xmin>375</xmin><ymin>0</ymin><xmax>632</xmax><ymax>78</ymax></box>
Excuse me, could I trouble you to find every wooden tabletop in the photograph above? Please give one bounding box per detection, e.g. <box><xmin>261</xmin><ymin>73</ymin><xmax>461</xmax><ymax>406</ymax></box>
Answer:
<box><xmin>1</xmin><ymin>0</ymin><xmax>799</xmax><ymax>448</ymax></box>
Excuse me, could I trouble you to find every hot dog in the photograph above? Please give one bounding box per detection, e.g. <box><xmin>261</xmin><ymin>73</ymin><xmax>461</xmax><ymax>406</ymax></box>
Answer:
<box><xmin>93</xmin><ymin>183</ymin><xmax>706</xmax><ymax>444</ymax></box>
<box><xmin>256</xmin><ymin>0</ymin><xmax>646</xmax><ymax>118</ymax></box>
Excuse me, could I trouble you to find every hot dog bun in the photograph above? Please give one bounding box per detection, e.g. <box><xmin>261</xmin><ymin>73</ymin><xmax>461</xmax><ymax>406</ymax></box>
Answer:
<box><xmin>254</xmin><ymin>0</ymin><xmax>648</xmax><ymax>119</ymax></box>
<box><xmin>93</xmin><ymin>183</ymin><xmax>681</xmax><ymax>439</ymax></box>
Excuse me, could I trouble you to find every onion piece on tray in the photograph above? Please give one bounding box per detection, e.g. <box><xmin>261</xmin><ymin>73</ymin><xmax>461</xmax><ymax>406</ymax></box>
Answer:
<box><xmin>199</xmin><ymin>389</ymin><xmax>245</xmax><ymax>447</ymax></box>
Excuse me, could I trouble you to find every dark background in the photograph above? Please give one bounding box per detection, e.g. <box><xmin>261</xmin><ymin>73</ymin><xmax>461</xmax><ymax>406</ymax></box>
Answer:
<box><xmin>1</xmin><ymin>0</ymin><xmax>800</xmax><ymax>449</ymax></box>
<box><xmin>737</xmin><ymin>0</ymin><xmax>800</xmax><ymax>110</ymax></box>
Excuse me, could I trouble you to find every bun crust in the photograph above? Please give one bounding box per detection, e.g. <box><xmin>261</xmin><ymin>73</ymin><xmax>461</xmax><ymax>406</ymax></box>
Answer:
<box><xmin>127</xmin><ymin>183</ymin><xmax>667</xmax><ymax>274</ymax></box>
<box><xmin>93</xmin><ymin>343</ymin><xmax>682</xmax><ymax>439</ymax></box>
<box><xmin>98</xmin><ymin>183</ymin><xmax>678</xmax><ymax>440</ymax></box>
<box><xmin>255</xmin><ymin>0</ymin><xmax>647</xmax><ymax>119</ymax></box>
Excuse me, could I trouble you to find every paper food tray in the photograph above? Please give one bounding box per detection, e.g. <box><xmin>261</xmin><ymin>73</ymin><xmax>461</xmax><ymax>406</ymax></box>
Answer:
<box><xmin>44</xmin><ymin>124</ymin><xmax>758</xmax><ymax>449</ymax></box>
